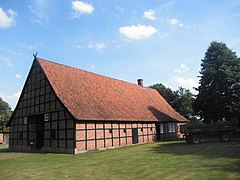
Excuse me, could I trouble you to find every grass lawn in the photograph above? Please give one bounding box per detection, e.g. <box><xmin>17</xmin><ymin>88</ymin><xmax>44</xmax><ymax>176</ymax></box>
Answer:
<box><xmin>0</xmin><ymin>141</ymin><xmax>240</xmax><ymax>180</ymax></box>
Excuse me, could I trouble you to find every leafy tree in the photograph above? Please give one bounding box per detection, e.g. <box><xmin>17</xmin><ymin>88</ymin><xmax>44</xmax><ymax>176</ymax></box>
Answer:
<box><xmin>149</xmin><ymin>84</ymin><xmax>195</xmax><ymax>119</ymax></box>
<box><xmin>173</xmin><ymin>87</ymin><xmax>194</xmax><ymax>119</ymax></box>
<box><xmin>194</xmin><ymin>41</ymin><xmax>240</xmax><ymax>124</ymax></box>
<box><xmin>148</xmin><ymin>83</ymin><xmax>177</xmax><ymax>106</ymax></box>
<box><xmin>0</xmin><ymin>97</ymin><xmax>12</xmax><ymax>131</ymax></box>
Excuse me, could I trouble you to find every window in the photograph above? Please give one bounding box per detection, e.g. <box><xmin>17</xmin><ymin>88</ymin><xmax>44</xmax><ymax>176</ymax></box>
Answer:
<box><xmin>160</xmin><ymin>124</ymin><xmax>164</xmax><ymax>134</ymax></box>
<box><xmin>123</xmin><ymin>128</ymin><xmax>126</xmax><ymax>133</ymax></box>
<box><xmin>24</xmin><ymin>117</ymin><xmax>28</xmax><ymax>124</ymax></box>
<box><xmin>150</xmin><ymin>127</ymin><xmax>152</xmax><ymax>131</ymax></box>
<box><xmin>141</xmin><ymin>128</ymin><xmax>143</xmax><ymax>132</ymax></box>
<box><xmin>168</xmin><ymin>122</ymin><xmax>176</xmax><ymax>133</ymax></box>
<box><xmin>109</xmin><ymin>129</ymin><xmax>112</xmax><ymax>133</ymax></box>
<box><xmin>44</xmin><ymin>113</ymin><xmax>49</xmax><ymax>121</ymax></box>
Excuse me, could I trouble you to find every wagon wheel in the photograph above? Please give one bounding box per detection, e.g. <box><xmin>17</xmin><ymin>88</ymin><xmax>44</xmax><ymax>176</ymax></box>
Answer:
<box><xmin>220</xmin><ymin>133</ymin><xmax>231</xmax><ymax>142</ymax></box>
<box><xmin>191</xmin><ymin>136</ymin><xmax>200</xmax><ymax>144</ymax></box>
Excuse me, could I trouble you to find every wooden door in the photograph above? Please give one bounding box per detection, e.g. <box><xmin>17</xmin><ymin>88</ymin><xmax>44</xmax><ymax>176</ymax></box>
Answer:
<box><xmin>36</xmin><ymin>114</ymin><xmax>44</xmax><ymax>149</ymax></box>
<box><xmin>28</xmin><ymin>114</ymin><xmax>44</xmax><ymax>149</ymax></box>
<box><xmin>132</xmin><ymin>128</ymin><xmax>138</xmax><ymax>144</ymax></box>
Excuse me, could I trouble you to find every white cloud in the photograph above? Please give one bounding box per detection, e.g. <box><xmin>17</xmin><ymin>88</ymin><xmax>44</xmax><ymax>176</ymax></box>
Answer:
<box><xmin>0</xmin><ymin>7</ymin><xmax>17</xmax><ymax>28</ymax></box>
<box><xmin>172</xmin><ymin>76</ymin><xmax>198</xmax><ymax>91</ymax></box>
<box><xmin>0</xmin><ymin>91</ymin><xmax>21</xmax><ymax>109</ymax></box>
<box><xmin>28</xmin><ymin>0</ymin><xmax>49</xmax><ymax>25</ymax></box>
<box><xmin>167</xmin><ymin>18</ymin><xmax>183</xmax><ymax>27</ymax></box>
<box><xmin>158</xmin><ymin>1</ymin><xmax>175</xmax><ymax>15</ymax></box>
<box><xmin>88</xmin><ymin>42</ymin><xmax>94</xmax><ymax>48</ymax></box>
<box><xmin>174</xmin><ymin>64</ymin><xmax>190</xmax><ymax>73</ymax></box>
<box><xmin>115</xmin><ymin>6</ymin><xmax>124</xmax><ymax>12</ymax></box>
<box><xmin>119</xmin><ymin>24</ymin><xmax>158</xmax><ymax>40</ymax></box>
<box><xmin>112</xmin><ymin>40</ymin><xmax>121</xmax><ymax>49</ymax></box>
<box><xmin>96</xmin><ymin>42</ymin><xmax>106</xmax><ymax>50</ymax></box>
<box><xmin>0</xmin><ymin>47</ymin><xmax>20</xmax><ymax>57</ymax></box>
<box><xmin>14</xmin><ymin>91</ymin><xmax>21</xmax><ymax>99</ymax></box>
<box><xmin>72</xmin><ymin>1</ymin><xmax>94</xmax><ymax>18</ymax></box>
<box><xmin>0</xmin><ymin>54</ymin><xmax>13</xmax><ymax>67</ymax></box>
<box><xmin>75</xmin><ymin>44</ymin><xmax>83</xmax><ymax>49</ymax></box>
<box><xmin>143</xmin><ymin>9</ymin><xmax>156</xmax><ymax>20</ymax></box>
<box><xmin>88</xmin><ymin>42</ymin><xmax>106</xmax><ymax>51</ymax></box>
<box><xmin>16</xmin><ymin>74</ymin><xmax>22</xmax><ymax>79</ymax></box>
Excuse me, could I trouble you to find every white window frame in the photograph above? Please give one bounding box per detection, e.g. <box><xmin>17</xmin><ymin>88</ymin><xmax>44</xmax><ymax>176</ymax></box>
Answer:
<box><xmin>160</xmin><ymin>123</ymin><xmax>164</xmax><ymax>134</ymax></box>
<box><xmin>168</xmin><ymin>122</ymin><xmax>176</xmax><ymax>133</ymax></box>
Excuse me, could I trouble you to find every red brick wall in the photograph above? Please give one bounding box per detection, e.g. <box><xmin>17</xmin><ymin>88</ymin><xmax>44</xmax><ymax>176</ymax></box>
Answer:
<box><xmin>76</xmin><ymin>121</ymin><xmax>156</xmax><ymax>152</ymax></box>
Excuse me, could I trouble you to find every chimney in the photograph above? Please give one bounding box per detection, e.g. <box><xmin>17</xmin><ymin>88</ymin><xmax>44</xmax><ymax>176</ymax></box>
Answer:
<box><xmin>137</xmin><ymin>79</ymin><xmax>143</xmax><ymax>87</ymax></box>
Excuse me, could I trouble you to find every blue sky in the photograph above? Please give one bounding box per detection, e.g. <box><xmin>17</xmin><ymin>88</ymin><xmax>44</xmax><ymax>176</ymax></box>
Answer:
<box><xmin>0</xmin><ymin>0</ymin><xmax>240</xmax><ymax>109</ymax></box>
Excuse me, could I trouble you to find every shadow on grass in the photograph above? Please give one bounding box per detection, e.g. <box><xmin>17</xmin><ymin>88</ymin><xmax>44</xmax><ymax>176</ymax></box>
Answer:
<box><xmin>203</xmin><ymin>163</ymin><xmax>240</xmax><ymax>174</ymax></box>
<box><xmin>0</xmin><ymin>144</ymin><xmax>42</xmax><ymax>155</ymax></box>
<box><xmin>150</xmin><ymin>140</ymin><xmax>240</xmax><ymax>159</ymax></box>
<box><xmin>150</xmin><ymin>140</ymin><xmax>240</xmax><ymax>174</ymax></box>
<box><xmin>0</xmin><ymin>148</ymin><xmax>9</xmax><ymax>153</ymax></box>
<box><xmin>0</xmin><ymin>145</ymin><xmax>73</xmax><ymax>156</ymax></box>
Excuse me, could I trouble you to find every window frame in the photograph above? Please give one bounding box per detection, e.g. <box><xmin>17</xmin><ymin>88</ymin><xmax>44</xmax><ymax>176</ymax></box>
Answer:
<box><xmin>168</xmin><ymin>122</ymin><xmax>176</xmax><ymax>133</ymax></box>
<box><xmin>160</xmin><ymin>123</ymin><xmax>164</xmax><ymax>134</ymax></box>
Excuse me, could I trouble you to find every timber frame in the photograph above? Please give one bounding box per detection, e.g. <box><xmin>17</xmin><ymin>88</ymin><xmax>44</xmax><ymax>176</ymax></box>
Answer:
<box><xmin>8</xmin><ymin>57</ymin><xmax>188</xmax><ymax>154</ymax></box>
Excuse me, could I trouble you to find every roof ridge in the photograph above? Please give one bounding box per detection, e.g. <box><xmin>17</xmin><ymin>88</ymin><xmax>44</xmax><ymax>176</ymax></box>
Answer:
<box><xmin>36</xmin><ymin>57</ymin><xmax>153</xmax><ymax>91</ymax></box>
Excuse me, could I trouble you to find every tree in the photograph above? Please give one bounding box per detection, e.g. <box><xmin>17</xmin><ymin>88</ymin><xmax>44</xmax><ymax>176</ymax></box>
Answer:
<box><xmin>194</xmin><ymin>41</ymin><xmax>240</xmax><ymax>124</ymax></box>
<box><xmin>148</xmin><ymin>83</ymin><xmax>176</xmax><ymax>106</ymax></box>
<box><xmin>149</xmin><ymin>84</ymin><xmax>194</xmax><ymax>119</ymax></box>
<box><xmin>173</xmin><ymin>87</ymin><xmax>194</xmax><ymax>119</ymax></box>
<box><xmin>0</xmin><ymin>97</ymin><xmax>12</xmax><ymax>130</ymax></box>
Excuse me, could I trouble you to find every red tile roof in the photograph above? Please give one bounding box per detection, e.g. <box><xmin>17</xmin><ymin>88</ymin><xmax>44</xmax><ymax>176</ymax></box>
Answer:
<box><xmin>37</xmin><ymin>58</ymin><xmax>188</xmax><ymax>123</ymax></box>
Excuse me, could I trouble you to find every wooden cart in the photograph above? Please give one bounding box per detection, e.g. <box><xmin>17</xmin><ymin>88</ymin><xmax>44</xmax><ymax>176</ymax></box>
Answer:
<box><xmin>180</xmin><ymin>123</ymin><xmax>239</xmax><ymax>144</ymax></box>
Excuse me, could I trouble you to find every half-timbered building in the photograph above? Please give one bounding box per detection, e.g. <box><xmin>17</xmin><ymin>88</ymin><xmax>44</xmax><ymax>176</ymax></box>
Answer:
<box><xmin>8</xmin><ymin>58</ymin><xmax>188</xmax><ymax>154</ymax></box>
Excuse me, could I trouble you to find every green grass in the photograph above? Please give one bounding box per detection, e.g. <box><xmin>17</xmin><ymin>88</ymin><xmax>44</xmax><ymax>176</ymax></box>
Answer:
<box><xmin>0</xmin><ymin>141</ymin><xmax>240</xmax><ymax>180</ymax></box>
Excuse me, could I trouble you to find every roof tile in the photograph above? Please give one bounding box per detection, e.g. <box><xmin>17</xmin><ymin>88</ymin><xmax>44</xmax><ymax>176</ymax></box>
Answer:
<box><xmin>37</xmin><ymin>58</ymin><xmax>188</xmax><ymax>123</ymax></box>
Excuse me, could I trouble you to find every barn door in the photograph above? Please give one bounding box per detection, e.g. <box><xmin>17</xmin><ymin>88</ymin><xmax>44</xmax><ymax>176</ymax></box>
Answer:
<box><xmin>28</xmin><ymin>114</ymin><xmax>44</xmax><ymax>149</ymax></box>
<box><xmin>132</xmin><ymin>128</ymin><xmax>138</xmax><ymax>144</ymax></box>
<box><xmin>36</xmin><ymin>114</ymin><xmax>44</xmax><ymax>149</ymax></box>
